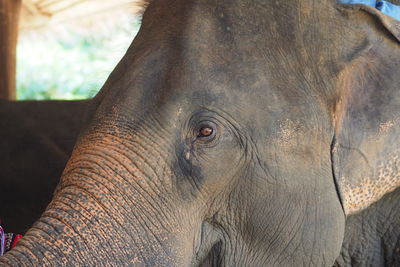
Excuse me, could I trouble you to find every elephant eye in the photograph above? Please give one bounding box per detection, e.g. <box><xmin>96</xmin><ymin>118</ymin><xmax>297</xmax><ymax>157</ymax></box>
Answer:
<box><xmin>199</xmin><ymin>127</ymin><xmax>213</xmax><ymax>137</ymax></box>
<box><xmin>196</xmin><ymin>122</ymin><xmax>217</xmax><ymax>141</ymax></box>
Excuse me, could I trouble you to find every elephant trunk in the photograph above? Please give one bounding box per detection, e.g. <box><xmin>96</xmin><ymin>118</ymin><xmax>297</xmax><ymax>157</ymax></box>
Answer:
<box><xmin>0</xmin><ymin>133</ymin><xmax>194</xmax><ymax>266</ymax></box>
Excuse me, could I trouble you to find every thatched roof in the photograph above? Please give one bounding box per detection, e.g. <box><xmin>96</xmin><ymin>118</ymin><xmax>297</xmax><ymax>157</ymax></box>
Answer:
<box><xmin>20</xmin><ymin>0</ymin><xmax>141</xmax><ymax>32</ymax></box>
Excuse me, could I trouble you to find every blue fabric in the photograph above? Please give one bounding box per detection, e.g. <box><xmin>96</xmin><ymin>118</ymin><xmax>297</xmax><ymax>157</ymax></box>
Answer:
<box><xmin>339</xmin><ymin>0</ymin><xmax>400</xmax><ymax>20</ymax></box>
<box><xmin>339</xmin><ymin>0</ymin><xmax>377</xmax><ymax>7</ymax></box>
<box><xmin>376</xmin><ymin>1</ymin><xmax>400</xmax><ymax>19</ymax></box>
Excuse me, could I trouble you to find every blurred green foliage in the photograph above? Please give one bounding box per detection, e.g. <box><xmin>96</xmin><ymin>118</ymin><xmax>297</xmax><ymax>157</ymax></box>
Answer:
<box><xmin>17</xmin><ymin>16</ymin><xmax>140</xmax><ymax>100</ymax></box>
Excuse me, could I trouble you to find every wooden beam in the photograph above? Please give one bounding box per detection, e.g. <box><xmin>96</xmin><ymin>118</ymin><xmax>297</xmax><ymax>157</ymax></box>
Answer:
<box><xmin>0</xmin><ymin>0</ymin><xmax>22</xmax><ymax>100</ymax></box>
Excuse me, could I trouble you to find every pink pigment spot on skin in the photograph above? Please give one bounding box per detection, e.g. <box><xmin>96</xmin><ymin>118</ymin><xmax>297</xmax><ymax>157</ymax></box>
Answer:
<box><xmin>276</xmin><ymin>119</ymin><xmax>303</xmax><ymax>149</ymax></box>
<box><xmin>343</xmin><ymin>150</ymin><xmax>400</xmax><ymax>214</ymax></box>
<box><xmin>379</xmin><ymin>120</ymin><xmax>395</xmax><ymax>134</ymax></box>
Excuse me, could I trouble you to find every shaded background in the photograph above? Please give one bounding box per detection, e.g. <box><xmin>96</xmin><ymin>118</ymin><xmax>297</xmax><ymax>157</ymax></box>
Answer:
<box><xmin>16</xmin><ymin>0</ymin><xmax>141</xmax><ymax>100</ymax></box>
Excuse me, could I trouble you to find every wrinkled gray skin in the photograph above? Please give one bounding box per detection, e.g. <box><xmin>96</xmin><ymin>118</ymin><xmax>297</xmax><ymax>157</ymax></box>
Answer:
<box><xmin>1</xmin><ymin>0</ymin><xmax>400</xmax><ymax>266</ymax></box>
<box><xmin>335</xmin><ymin>188</ymin><xmax>400</xmax><ymax>266</ymax></box>
<box><xmin>0</xmin><ymin>100</ymin><xmax>88</xmax><ymax>233</ymax></box>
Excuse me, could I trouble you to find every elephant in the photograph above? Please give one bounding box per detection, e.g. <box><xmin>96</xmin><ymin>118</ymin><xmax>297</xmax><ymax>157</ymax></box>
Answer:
<box><xmin>1</xmin><ymin>0</ymin><xmax>400</xmax><ymax>266</ymax></box>
<box><xmin>0</xmin><ymin>100</ymin><xmax>89</xmax><ymax>234</ymax></box>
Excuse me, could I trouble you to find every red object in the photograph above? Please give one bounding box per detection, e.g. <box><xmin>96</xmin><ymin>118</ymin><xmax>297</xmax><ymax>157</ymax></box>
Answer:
<box><xmin>11</xmin><ymin>234</ymin><xmax>22</xmax><ymax>249</ymax></box>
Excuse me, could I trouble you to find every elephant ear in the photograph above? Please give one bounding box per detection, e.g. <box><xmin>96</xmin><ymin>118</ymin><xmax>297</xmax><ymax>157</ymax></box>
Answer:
<box><xmin>332</xmin><ymin>1</ymin><xmax>400</xmax><ymax>215</ymax></box>
<box><xmin>337</xmin><ymin>0</ymin><xmax>400</xmax><ymax>42</ymax></box>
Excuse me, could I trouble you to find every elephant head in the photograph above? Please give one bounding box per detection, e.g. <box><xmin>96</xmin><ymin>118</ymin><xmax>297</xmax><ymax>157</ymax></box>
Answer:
<box><xmin>1</xmin><ymin>0</ymin><xmax>400</xmax><ymax>266</ymax></box>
